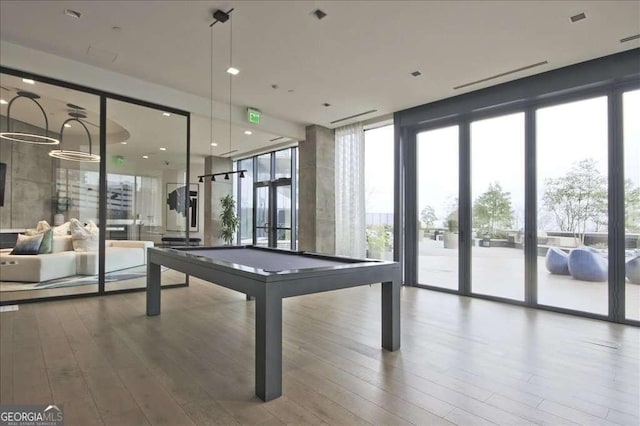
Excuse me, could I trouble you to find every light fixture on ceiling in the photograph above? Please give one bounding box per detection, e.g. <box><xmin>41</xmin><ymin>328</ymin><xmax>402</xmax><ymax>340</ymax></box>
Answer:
<box><xmin>22</xmin><ymin>78</ymin><xmax>35</xmax><ymax>85</ymax></box>
<box><xmin>198</xmin><ymin>9</ymin><xmax>246</xmax><ymax>184</ymax></box>
<box><xmin>48</xmin><ymin>111</ymin><xmax>100</xmax><ymax>162</ymax></box>
<box><xmin>0</xmin><ymin>91</ymin><xmax>60</xmax><ymax>145</ymax></box>
<box><xmin>162</xmin><ymin>112</ymin><xmax>171</xmax><ymax>117</ymax></box>
<box><xmin>142</xmin><ymin>155</ymin><xmax>149</xmax><ymax>159</ymax></box>
<box><xmin>121</xmin><ymin>141</ymin><xmax>127</xmax><ymax>145</ymax></box>
<box><xmin>159</xmin><ymin>147</ymin><xmax>167</xmax><ymax>151</ymax></box>
<box><xmin>64</xmin><ymin>123</ymin><xmax>71</xmax><ymax>128</ymax></box>
<box><xmin>313</xmin><ymin>9</ymin><xmax>327</xmax><ymax>20</ymax></box>
<box><xmin>0</xmin><ymin>99</ymin><xmax>7</xmax><ymax>105</ymax></box>
<box><xmin>244</xmin><ymin>130</ymin><xmax>252</xmax><ymax>135</ymax></box>
<box><xmin>411</xmin><ymin>70</ymin><xmax>422</xmax><ymax>77</ymax></box>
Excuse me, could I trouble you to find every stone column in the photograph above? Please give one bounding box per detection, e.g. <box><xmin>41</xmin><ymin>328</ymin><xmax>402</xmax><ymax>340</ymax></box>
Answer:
<box><xmin>204</xmin><ymin>155</ymin><xmax>233</xmax><ymax>245</ymax></box>
<box><xmin>298</xmin><ymin>125</ymin><xmax>335</xmax><ymax>254</ymax></box>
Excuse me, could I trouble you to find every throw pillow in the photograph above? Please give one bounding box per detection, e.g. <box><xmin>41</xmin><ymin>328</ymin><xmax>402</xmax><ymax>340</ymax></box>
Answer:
<box><xmin>10</xmin><ymin>233</ymin><xmax>44</xmax><ymax>255</ymax></box>
<box><xmin>70</xmin><ymin>218</ymin><xmax>99</xmax><ymax>252</ymax></box>
<box><xmin>53</xmin><ymin>221</ymin><xmax>71</xmax><ymax>236</ymax></box>
<box><xmin>25</xmin><ymin>221</ymin><xmax>53</xmax><ymax>254</ymax></box>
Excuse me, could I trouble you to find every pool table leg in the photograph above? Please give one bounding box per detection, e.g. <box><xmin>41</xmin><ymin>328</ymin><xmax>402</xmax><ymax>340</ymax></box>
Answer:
<box><xmin>382</xmin><ymin>279</ymin><xmax>400</xmax><ymax>351</ymax></box>
<box><xmin>255</xmin><ymin>290</ymin><xmax>282</xmax><ymax>401</ymax></box>
<box><xmin>146</xmin><ymin>261</ymin><xmax>161</xmax><ymax>316</ymax></box>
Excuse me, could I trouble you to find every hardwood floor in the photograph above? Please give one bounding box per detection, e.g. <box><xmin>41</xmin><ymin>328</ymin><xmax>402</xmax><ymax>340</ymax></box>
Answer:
<box><xmin>0</xmin><ymin>279</ymin><xmax>638</xmax><ymax>425</ymax></box>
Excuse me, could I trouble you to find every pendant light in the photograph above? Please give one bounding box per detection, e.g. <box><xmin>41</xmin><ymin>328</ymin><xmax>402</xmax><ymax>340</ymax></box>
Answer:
<box><xmin>48</xmin><ymin>110</ymin><xmax>100</xmax><ymax>162</ymax></box>
<box><xmin>197</xmin><ymin>9</ymin><xmax>246</xmax><ymax>183</ymax></box>
<box><xmin>0</xmin><ymin>91</ymin><xmax>60</xmax><ymax>145</ymax></box>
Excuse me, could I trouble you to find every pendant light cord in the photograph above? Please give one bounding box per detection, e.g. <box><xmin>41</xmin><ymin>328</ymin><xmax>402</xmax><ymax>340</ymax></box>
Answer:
<box><xmin>210</xmin><ymin>25</ymin><xmax>214</xmax><ymax>156</ymax></box>
<box><xmin>229</xmin><ymin>14</ymin><xmax>233</xmax><ymax>156</ymax></box>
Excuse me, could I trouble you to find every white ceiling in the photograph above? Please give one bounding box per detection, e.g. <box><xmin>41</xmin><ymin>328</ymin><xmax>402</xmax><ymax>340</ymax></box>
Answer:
<box><xmin>1</xmin><ymin>0</ymin><xmax>639</xmax><ymax>158</ymax></box>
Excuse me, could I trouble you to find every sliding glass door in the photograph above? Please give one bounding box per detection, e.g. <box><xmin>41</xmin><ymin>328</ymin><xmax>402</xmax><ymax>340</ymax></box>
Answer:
<box><xmin>471</xmin><ymin>113</ymin><xmax>525</xmax><ymax>301</ymax></box>
<box><xmin>624</xmin><ymin>89</ymin><xmax>640</xmax><ymax>321</ymax></box>
<box><xmin>417</xmin><ymin>126</ymin><xmax>459</xmax><ymax>290</ymax></box>
<box><xmin>536</xmin><ymin>97</ymin><xmax>609</xmax><ymax>315</ymax></box>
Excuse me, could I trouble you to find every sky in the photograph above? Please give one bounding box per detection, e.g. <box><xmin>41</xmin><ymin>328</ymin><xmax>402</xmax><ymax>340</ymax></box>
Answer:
<box><xmin>364</xmin><ymin>89</ymin><xmax>640</xmax><ymax>231</ymax></box>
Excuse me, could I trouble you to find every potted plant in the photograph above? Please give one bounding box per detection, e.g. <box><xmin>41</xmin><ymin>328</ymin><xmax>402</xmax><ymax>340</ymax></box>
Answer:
<box><xmin>219</xmin><ymin>194</ymin><xmax>239</xmax><ymax>245</ymax></box>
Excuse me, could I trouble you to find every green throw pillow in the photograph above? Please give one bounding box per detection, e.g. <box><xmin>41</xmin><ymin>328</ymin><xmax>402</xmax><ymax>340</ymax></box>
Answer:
<box><xmin>25</xmin><ymin>228</ymin><xmax>53</xmax><ymax>254</ymax></box>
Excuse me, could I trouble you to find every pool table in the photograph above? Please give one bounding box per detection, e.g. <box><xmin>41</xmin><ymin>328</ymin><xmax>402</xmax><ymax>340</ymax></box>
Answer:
<box><xmin>146</xmin><ymin>245</ymin><xmax>401</xmax><ymax>401</ymax></box>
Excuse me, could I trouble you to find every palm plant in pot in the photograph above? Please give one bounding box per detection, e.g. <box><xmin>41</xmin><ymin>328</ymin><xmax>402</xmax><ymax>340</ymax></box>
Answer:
<box><xmin>219</xmin><ymin>194</ymin><xmax>239</xmax><ymax>245</ymax></box>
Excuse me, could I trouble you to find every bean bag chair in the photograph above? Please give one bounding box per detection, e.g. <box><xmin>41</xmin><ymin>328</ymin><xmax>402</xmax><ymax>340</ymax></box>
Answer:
<box><xmin>545</xmin><ymin>247</ymin><xmax>570</xmax><ymax>275</ymax></box>
<box><xmin>568</xmin><ymin>247</ymin><xmax>607</xmax><ymax>282</ymax></box>
<box><xmin>626</xmin><ymin>256</ymin><xmax>640</xmax><ymax>284</ymax></box>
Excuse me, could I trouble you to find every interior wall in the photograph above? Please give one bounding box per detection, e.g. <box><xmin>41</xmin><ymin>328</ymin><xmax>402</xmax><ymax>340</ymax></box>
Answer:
<box><xmin>0</xmin><ymin>116</ymin><xmax>55</xmax><ymax>229</ymax></box>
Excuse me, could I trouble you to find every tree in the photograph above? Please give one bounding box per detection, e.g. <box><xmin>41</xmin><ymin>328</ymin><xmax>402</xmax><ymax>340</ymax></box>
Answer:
<box><xmin>473</xmin><ymin>182</ymin><xmax>513</xmax><ymax>237</ymax></box>
<box><xmin>625</xmin><ymin>179</ymin><xmax>640</xmax><ymax>233</ymax></box>
<box><xmin>420</xmin><ymin>205</ymin><xmax>437</xmax><ymax>229</ymax></box>
<box><xmin>542</xmin><ymin>159</ymin><xmax>607</xmax><ymax>245</ymax></box>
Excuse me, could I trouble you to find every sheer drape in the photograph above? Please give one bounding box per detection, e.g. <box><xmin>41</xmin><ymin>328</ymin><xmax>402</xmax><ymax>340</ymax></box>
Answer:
<box><xmin>335</xmin><ymin>123</ymin><xmax>366</xmax><ymax>257</ymax></box>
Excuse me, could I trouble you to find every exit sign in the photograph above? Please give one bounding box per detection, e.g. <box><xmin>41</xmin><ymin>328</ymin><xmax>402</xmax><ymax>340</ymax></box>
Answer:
<box><xmin>247</xmin><ymin>107</ymin><xmax>261</xmax><ymax>124</ymax></box>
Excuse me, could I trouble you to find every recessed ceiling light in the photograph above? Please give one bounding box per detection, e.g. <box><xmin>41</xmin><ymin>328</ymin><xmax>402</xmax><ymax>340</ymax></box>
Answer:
<box><xmin>22</xmin><ymin>79</ymin><xmax>35</xmax><ymax>85</ymax></box>
<box><xmin>227</xmin><ymin>67</ymin><xmax>240</xmax><ymax>75</ymax></box>
<box><xmin>323</xmin><ymin>103</ymin><xmax>331</xmax><ymax>107</ymax></box>
<box><xmin>142</xmin><ymin>155</ymin><xmax>149</xmax><ymax>159</ymax></box>
<box><xmin>411</xmin><ymin>71</ymin><xmax>422</xmax><ymax>77</ymax></box>
<box><xmin>64</xmin><ymin>123</ymin><xmax>71</xmax><ymax>128</ymax></box>
<box><xmin>244</xmin><ymin>130</ymin><xmax>252</xmax><ymax>135</ymax></box>
<box><xmin>210</xmin><ymin>142</ymin><xmax>218</xmax><ymax>146</ymax></box>
<box><xmin>570</xmin><ymin>12</ymin><xmax>587</xmax><ymax>23</ymax></box>
<box><xmin>121</xmin><ymin>142</ymin><xmax>127</xmax><ymax>145</ymax></box>
<box><xmin>64</xmin><ymin>8</ymin><xmax>82</xmax><ymax>19</ymax></box>
<box><xmin>162</xmin><ymin>112</ymin><xmax>171</xmax><ymax>117</ymax></box>
<box><xmin>0</xmin><ymin>99</ymin><xmax>7</xmax><ymax>105</ymax></box>
<box><xmin>159</xmin><ymin>147</ymin><xmax>167</xmax><ymax>151</ymax></box>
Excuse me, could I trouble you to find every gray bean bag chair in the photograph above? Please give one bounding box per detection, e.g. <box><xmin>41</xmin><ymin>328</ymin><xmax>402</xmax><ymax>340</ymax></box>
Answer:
<box><xmin>568</xmin><ymin>247</ymin><xmax>607</xmax><ymax>282</ymax></box>
<box><xmin>545</xmin><ymin>247</ymin><xmax>570</xmax><ymax>275</ymax></box>
<box><xmin>626</xmin><ymin>256</ymin><xmax>640</xmax><ymax>284</ymax></box>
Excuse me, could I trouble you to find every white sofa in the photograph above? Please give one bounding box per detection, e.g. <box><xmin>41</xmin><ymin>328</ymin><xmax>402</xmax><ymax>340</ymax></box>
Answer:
<box><xmin>0</xmin><ymin>236</ymin><xmax>153</xmax><ymax>282</ymax></box>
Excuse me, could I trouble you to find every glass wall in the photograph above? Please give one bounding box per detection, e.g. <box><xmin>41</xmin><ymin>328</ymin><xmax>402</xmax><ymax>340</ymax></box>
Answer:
<box><xmin>364</xmin><ymin>125</ymin><xmax>394</xmax><ymax>259</ymax></box>
<box><xmin>0</xmin><ymin>72</ymin><xmax>100</xmax><ymax>302</ymax></box>
<box><xmin>416</xmin><ymin>126</ymin><xmax>459</xmax><ymax>290</ymax></box>
<box><xmin>0</xmin><ymin>69</ymin><xmax>189</xmax><ymax>303</ymax></box>
<box><xmin>471</xmin><ymin>113</ymin><xmax>525</xmax><ymax>300</ymax></box>
<box><xmin>536</xmin><ymin>97</ymin><xmax>609</xmax><ymax>315</ymax></box>
<box><xmin>105</xmin><ymin>98</ymin><xmax>188</xmax><ymax>291</ymax></box>
<box><xmin>624</xmin><ymin>89</ymin><xmax>640</xmax><ymax>321</ymax></box>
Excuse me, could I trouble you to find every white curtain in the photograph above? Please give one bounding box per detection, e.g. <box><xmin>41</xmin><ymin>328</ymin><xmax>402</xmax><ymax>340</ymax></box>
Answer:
<box><xmin>335</xmin><ymin>123</ymin><xmax>366</xmax><ymax>258</ymax></box>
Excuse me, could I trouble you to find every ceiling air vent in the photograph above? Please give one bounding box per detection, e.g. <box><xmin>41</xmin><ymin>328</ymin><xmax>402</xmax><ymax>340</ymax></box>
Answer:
<box><xmin>330</xmin><ymin>109</ymin><xmax>378</xmax><ymax>125</ymax></box>
<box><xmin>269</xmin><ymin>136</ymin><xmax>285</xmax><ymax>142</ymax></box>
<box><xmin>570</xmin><ymin>12</ymin><xmax>587</xmax><ymax>23</ymax></box>
<box><xmin>453</xmin><ymin>61</ymin><xmax>548</xmax><ymax>90</ymax></box>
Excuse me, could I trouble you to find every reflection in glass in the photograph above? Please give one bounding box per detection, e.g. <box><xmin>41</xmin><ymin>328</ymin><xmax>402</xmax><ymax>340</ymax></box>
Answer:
<box><xmin>275</xmin><ymin>149</ymin><xmax>292</xmax><ymax>179</ymax></box>
<box><xmin>417</xmin><ymin>126</ymin><xmax>459</xmax><ymax>289</ymax></box>
<box><xmin>0</xmin><ymin>72</ymin><xmax>100</xmax><ymax>302</ymax></box>
<box><xmin>105</xmin><ymin>98</ymin><xmax>188</xmax><ymax>291</ymax></box>
<box><xmin>471</xmin><ymin>113</ymin><xmax>525</xmax><ymax>301</ymax></box>
<box><xmin>238</xmin><ymin>158</ymin><xmax>254</xmax><ymax>244</ymax></box>
<box><xmin>537</xmin><ymin>97</ymin><xmax>608</xmax><ymax>315</ymax></box>
<box><xmin>257</xmin><ymin>153</ymin><xmax>270</xmax><ymax>182</ymax></box>
<box><xmin>624</xmin><ymin>90</ymin><xmax>640</xmax><ymax>321</ymax></box>
<box><xmin>255</xmin><ymin>186</ymin><xmax>269</xmax><ymax>246</ymax></box>
<box><xmin>276</xmin><ymin>185</ymin><xmax>292</xmax><ymax>249</ymax></box>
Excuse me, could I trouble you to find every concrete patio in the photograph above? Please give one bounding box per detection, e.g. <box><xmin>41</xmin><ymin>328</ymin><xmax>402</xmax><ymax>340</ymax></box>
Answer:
<box><xmin>418</xmin><ymin>239</ymin><xmax>640</xmax><ymax>321</ymax></box>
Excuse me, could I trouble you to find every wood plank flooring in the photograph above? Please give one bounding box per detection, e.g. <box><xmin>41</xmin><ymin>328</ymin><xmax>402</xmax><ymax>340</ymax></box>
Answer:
<box><xmin>0</xmin><ymin>279</ymin><xmax>638</xmax><ymax>425</ymax></box>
